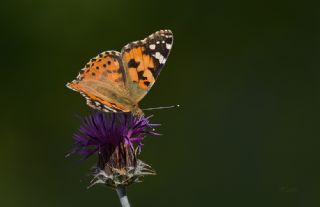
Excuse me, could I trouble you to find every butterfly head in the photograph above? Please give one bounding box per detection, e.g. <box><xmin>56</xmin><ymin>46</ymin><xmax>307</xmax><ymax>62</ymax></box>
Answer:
<box><xmin>131</xmin><ymin>105</ymin><xmax>144</xmax><ymax>117</ymax></box>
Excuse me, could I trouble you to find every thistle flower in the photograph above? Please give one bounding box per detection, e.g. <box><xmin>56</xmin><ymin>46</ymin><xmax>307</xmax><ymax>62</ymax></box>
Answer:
<box><xmin>67</xmin><ymin>112</ymin><xmax>160</xmax><ymax>206</ymax></box>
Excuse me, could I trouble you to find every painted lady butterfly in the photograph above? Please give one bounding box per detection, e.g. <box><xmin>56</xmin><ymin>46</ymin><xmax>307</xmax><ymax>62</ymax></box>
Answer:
<box><xmin>66</xmin><ymin>30</ymin><xmax>173</xmax><ymax>116</ymax></box>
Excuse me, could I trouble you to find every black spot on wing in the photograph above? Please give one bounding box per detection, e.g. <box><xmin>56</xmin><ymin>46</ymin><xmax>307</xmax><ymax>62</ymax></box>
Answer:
<box><xmin>128</xmin><ymin>59</ymin><xmax>140</xmax><ymax>68</ymax></box>
<box><xmin>166</xmin><ymin>37</ymin><xmax>173</xmax><ymax>44</ymax></box>
<box><xmin>138</xmin><ymin>71</ymin><xmax>147</xmax><ymax>80</ymax></box>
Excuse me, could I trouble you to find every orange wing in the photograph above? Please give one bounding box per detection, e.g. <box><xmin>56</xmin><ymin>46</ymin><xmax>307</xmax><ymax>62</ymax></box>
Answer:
<box><xmin>67</xmin><ymin>51</ymin><xmax>132</xmax><ymax>112</ymax></box>
<box><xmin>121</xmin><ymin>30</ymin><xmax>173</xmax><ymax>102</ymax></box>
<box><xmin>72</xmin><ymin>51</ymin><xmax>126</xmax><ymax>86</ymax></box>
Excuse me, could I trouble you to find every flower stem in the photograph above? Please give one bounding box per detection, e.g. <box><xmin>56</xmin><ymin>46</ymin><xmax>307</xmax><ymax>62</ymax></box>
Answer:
<box><xmin>116</xmin><ymin>186</ymin><xmax>130</xmax><ymax>207</ymax></box>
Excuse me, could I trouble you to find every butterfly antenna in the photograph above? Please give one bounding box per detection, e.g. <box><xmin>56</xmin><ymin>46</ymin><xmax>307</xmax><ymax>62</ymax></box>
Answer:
<box><xmin>142</xmin><ymin>104</ymin><xmax>180</xmax><ymax>111</ymax></box>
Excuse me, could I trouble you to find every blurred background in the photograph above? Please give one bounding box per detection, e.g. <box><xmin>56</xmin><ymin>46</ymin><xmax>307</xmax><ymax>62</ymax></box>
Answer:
<box><xmin>0</xmin><ymin>0</ymin><xmax>319</xmax><ymax>206</ymax></box>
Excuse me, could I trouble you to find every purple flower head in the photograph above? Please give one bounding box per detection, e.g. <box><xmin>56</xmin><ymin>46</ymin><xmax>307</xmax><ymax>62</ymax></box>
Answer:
<box><xmin>67</xmin><ymin>112</ymin><xmax>160</xmax><ymax>159</ymax></box>
<box><xmin>67</xmin><ymin>112</ymin><xmax>160</xmax><ymax>188</ymax></box>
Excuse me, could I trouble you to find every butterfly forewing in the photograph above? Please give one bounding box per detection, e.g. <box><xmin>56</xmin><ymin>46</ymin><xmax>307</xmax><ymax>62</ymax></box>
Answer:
<box><xmin>121</xmin><ymin>30</ymin><xmax>173</xmax><ymax>102</ymax></box>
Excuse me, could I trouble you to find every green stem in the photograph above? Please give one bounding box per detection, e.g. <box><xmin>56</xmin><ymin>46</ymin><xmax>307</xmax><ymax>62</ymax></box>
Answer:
<box><xmin>116</xmin><ymin>186</ymin><xmax>130</xmax><ymax>207</ymax></box>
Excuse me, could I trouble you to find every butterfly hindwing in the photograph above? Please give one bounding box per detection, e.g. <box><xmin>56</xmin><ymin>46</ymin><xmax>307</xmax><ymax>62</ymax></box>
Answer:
<box><xmin>121</xmin><ymin>30</ymin><xmax>173</xmax><ymax>102</ymax></box>
<box><xmin>73</xmin><ymin>51</ymin><xmax>126</xmax><ymax>87</ymax></box>
<box><xmin>66</xmin><ymin>51</ymin><xmax>134</xmax><ymax>112</ymax></box>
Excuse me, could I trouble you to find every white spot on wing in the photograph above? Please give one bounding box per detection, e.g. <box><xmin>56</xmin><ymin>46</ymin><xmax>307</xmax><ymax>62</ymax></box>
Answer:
<box><xmin>152</xmin><ymin>52</ymin><xmax>166</xmax><ymax>64</ymax></box>
<box><xmin>166</xmin><ymin>43</ymin><xmax>172</xmax><ymax>49</ymax></box>
<box><xmin>149</xmin><ymin>44</ymin><xmax>156</xmax><ymax>50</ymax></box>
<box><xmin>103</xmin><ymin>105</ymin><xmax>117</xmax><ymax>112</ymax></box>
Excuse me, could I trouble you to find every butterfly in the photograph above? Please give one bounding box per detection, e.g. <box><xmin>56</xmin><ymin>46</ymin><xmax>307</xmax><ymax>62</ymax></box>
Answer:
<box><xmin>66</xmin><ymin>30</ymin><xmax>173</xmax><ymax>116</ymax></box>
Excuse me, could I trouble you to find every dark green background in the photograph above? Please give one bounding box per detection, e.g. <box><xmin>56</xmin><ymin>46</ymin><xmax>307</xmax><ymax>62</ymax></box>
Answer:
<box><xmin>1</xmin><ymin>0</ymin><xmax>319</xmax><ymax>206</ymax></box>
